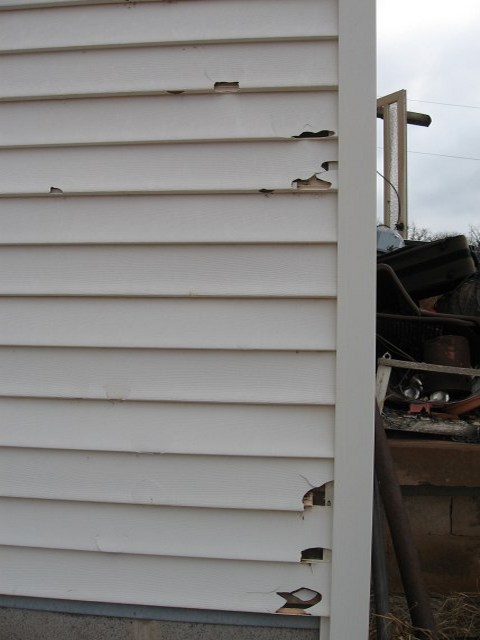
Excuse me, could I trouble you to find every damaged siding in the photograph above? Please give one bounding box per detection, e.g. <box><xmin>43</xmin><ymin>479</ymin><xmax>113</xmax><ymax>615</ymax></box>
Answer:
<box><xmin>0</xmin><ymin>0</ymin><xmax>375</xmax><ymax>638</ymax></box>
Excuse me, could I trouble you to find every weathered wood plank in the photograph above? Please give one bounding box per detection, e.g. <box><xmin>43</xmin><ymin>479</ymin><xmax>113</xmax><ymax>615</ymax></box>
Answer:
<box><xmin>377</xmin><ymin>357</ymin><xmax>480</xmax><ymax>378</ymax></box>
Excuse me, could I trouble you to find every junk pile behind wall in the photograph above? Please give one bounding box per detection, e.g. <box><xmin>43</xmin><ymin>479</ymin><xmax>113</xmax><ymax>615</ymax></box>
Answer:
<box><xmin>376</xmin><ymin>233</ymin><xmax>480</xmax><ymax>423</ymax></box>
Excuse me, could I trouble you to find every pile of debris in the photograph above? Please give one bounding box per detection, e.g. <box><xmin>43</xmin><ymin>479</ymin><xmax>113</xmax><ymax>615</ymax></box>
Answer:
<box><xmin>376</xmin><ymin>228</ymin><xmax>480</xmax><ymax>437</ymax></box>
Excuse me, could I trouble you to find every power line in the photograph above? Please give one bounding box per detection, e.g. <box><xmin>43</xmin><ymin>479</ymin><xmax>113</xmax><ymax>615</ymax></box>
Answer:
<box><xmin>408</xmin><ymin>99</ymin><xmax>480</xmax><ymax>110</ymax></box>
<box><xmin>377</xmin><ymin>147</ymin><xmax>480</xmax><ymax>162</ymax></box>
<box><xmin>408</xmin><ymin>150</ymin><xmax>480</xmax><ymax>161</ymax></box>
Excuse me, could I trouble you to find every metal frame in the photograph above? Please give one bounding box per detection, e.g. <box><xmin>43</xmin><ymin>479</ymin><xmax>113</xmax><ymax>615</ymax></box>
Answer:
<box><xmin>377</xmin><ymin>90</ymin><xmax>408</xmax><ymax>237</ymax></box>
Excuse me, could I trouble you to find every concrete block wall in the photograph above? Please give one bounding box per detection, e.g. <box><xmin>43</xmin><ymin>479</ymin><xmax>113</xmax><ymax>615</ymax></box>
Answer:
<box><xmin>0</xmin><ymin>609</ymin><xmax>318</xmax><ymax>640</ymax></box>
<box><xmin>386</xmin><ymin>438</ymin><xmax>480</xmax><ymax>594</ymax></box>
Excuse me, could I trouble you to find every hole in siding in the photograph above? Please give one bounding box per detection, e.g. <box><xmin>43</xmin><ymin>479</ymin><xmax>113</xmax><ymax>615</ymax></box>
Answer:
<box><xmin>303</xmin><ymin>483</ymin><xmax>333</xmax><ymax>508</ymax></box>
<box><xmin>259</xmin><ymin>188</ymin><xmax>274</xmax><ymax>195</ymax></box>
<box><xmin>302</xmin><ymin>491</ymin><xmax>314</xmax><ymax>508</ymax></box>
<box><xmin>214</xmin><ymin>81</ymin><xmax>240</xmax><ymax>93</ymax></box>
<box><xmin>166</xmin><ymin>90</ymin><xmax>184</xmax><ymax>95</ymax></box>
<box><xmin>321</xmin><ymin>160</ymin><xmax>338</xmax><ymax>171</ymax></box>
<box><xmin>275</xmin><ymin>588</ymin><xmax>322</xmax><ymax>615</ymax></box>
<box><xmin>293</xmin><ymin>130</ymin><xmax>335</xmax><ymax>139</ymax></box>
<box><xmin>301</xmin><ymin>547</ymin><xmax>324</xmax><ymax>563</ymax></box>
<box><xmin>49</xmin><ymin>186</ymin><xmax>63</xmax><ymax>194</ymax></box>
<box><xmin>292</xmin><ymin>174</ymin><xmax>331</xmax><ymax>191</ymax></box>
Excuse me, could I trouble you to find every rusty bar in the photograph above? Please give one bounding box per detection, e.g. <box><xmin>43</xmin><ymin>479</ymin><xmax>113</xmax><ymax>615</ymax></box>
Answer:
<box><xmin>375</xmin><ymin>404</ymin><xmax>438</xmax><ymax>640</ymax></box>
<box><xmin>377</xmin><ymin>107</ymin><xmax>432</xmax><ymax>127</ymax></box>
<box><xmin>372</xmin><ymin>474</ymin><xmax>392</xmax><ymax>640</ymax></box>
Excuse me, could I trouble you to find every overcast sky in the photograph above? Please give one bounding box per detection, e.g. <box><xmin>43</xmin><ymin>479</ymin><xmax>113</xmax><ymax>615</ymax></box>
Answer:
<box><xmin>377</xmin><ymin>0</ymin><xmax>480</xmax><ymax>236</ymax></box>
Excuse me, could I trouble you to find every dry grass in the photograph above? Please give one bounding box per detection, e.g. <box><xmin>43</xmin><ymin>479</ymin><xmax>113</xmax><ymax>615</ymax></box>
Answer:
<box><xmin>370</xmin><ymin>592</ymin><xmax>480</xmax><ymax>639</ymax></box>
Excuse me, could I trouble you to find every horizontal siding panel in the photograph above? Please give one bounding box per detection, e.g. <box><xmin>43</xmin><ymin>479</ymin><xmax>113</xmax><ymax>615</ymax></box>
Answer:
<box><xmin>0</xmin><ymin>41</ymin><xmax>337</xmax><ymax>100</ymax></box>
<box><xmin>0</xmin><ymin>0</ymin><xmax>181</xmax><ymax>7</ymax></box>
<box><xmin>0</xmin><ymin>298</ymin><xmax>336</xmax><ymax>350</ymax></box>
<box><xmin>0</xmin><ymin>498</ymin><xmax>333</xmax><ymax>560</ymax></box>
<box><xmin>0</xmin><ymin>398</ymin><xmax>335</xmax><ymax>458</ymax></box>
<box><xmin>0</xmin><ymin>141</ymin><xmax>338</xmax><ymax>195</ymax></box>
<box><xmin>0</xmin><ymin>348</ymin><xmax>336</xmax><ymax>404</ymax></box>
<box><xmin>0</xmin><ymin>245</ymin><xmax>337</xmax><ymax>297</ymax></box>
<box><xmin>0</xmin><ymin>92</ymin><xmax>338</xmax><ymax>147</ymax></box>
<box><xmin>0</xmin><ymin>448</ymin><xmax>334</xmax><ymax>511</ymax></box>
<box><xmin>0</xmin><ymin>546</ymin><xmax>330</xmax><ymax>615</ymax></box>
<box><xmin>0</xmin><ymin>0</ymin><xmax>338</xmax><ymax>52</ymax></box>
<box><xmin>0</xmin><ymin>193</ymin><xmax>337</xmax><ymax>244</ymax></box>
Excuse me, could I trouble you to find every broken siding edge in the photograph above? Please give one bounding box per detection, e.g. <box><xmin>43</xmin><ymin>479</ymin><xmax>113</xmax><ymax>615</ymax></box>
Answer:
<box><xmin>0</xmin><ymin>542</ymin><xmax>334</xmax><ymax>565</ymax></box>
<box><xmin>0</xmin><ymin>85</ymin><xmax>339</xmax><ymax>103</ymax></box>
<box><xmin>0</xmin><ymin>445</ymin><xmax>336</xmax><ymax>461</ymax></box>
<box><xmin>0</xmin><ymin>240</ymin><xmax>337</xmax><ymax>248</ymax></box>
<box><xmin>0</xmin><ymin>294</ymin><xmax>338</xmax><ymax>300</ymax></box>
<box><xmin>0</xmin><ymin>395</ymin><xmax>336</xmax><ymax>407</ymax></box>
<box><xmin>0</xmin><ymin>188</ymin><xmax>338</xmax><ymax>198</ymax></box>
<box><xmin>0</xmin><ymin>136</ymin><xmax>338</xmax><ymax>151</ymax></box>
<box><xmin>0</xmin><ymin>0</ymin><xmax>216</xmax><ymax>9</ymax></box>
<box><xmin>0</xmin><ymin>36</ymin><xmax>339</xmax><ymax>56</ymax></box>
<box><xmin>0</xmin><ymin>442</ymin><xmax>335</xmax><ymax>459</ymax></box>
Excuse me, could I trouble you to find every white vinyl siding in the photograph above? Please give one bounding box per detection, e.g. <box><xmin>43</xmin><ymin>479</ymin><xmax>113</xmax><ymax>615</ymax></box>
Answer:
<box><xmin>0</xmin><ymin>193</ymin><xmax>337</xmax><ymax>244</ymax></box>
<box><xmin>0</xmin><ymin>399</ymin><xmax>335</xmax><ymax>457</ymax></box>
<box><xmin>0</xmin><ymin>547</ymin><xmax>332</xmax><ymax>615</ymax></box>
<box><xmin>0</xmin><ymin>42</ymin><xmax>337</xmax><ymax>100</ymax></box>
<box><xmin>0</xmin><ymin>143</ymin><xmax>337</xmax><ymax>194</ymax></box>
<box><xmin>0</xmin><ymin>93</ymin><xmax>338</xmax><ymax>146</ymax></box>
<box><xmin>0</xmin><ymin>0</ymin><xmax>338</xmax><ymax>49</ymax></box>
<box><xmin>0</xmin><ymin>498</ymin><xmax>334</xmax><ymax>561</ymax></box>
<box><xmin>0</xmin><ymin>1</ymin><xmax>376</xmax><ymax>638</ymax></box>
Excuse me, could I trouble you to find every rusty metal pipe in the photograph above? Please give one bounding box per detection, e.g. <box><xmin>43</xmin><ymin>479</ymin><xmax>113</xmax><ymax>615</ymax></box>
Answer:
<box><xmin>375</xmin><ymin>404</ymin><xmax>437</xmax><ymax>640</ymax></box>
<box><xmin>372</xmin><ymin>473</ymin><xmax>392</xmax><ymax>640</ymax></box>
<box><xmin>377</xmin><ymin>107</ymin><xmax>432</xmax><ymax>127</ymax></box>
